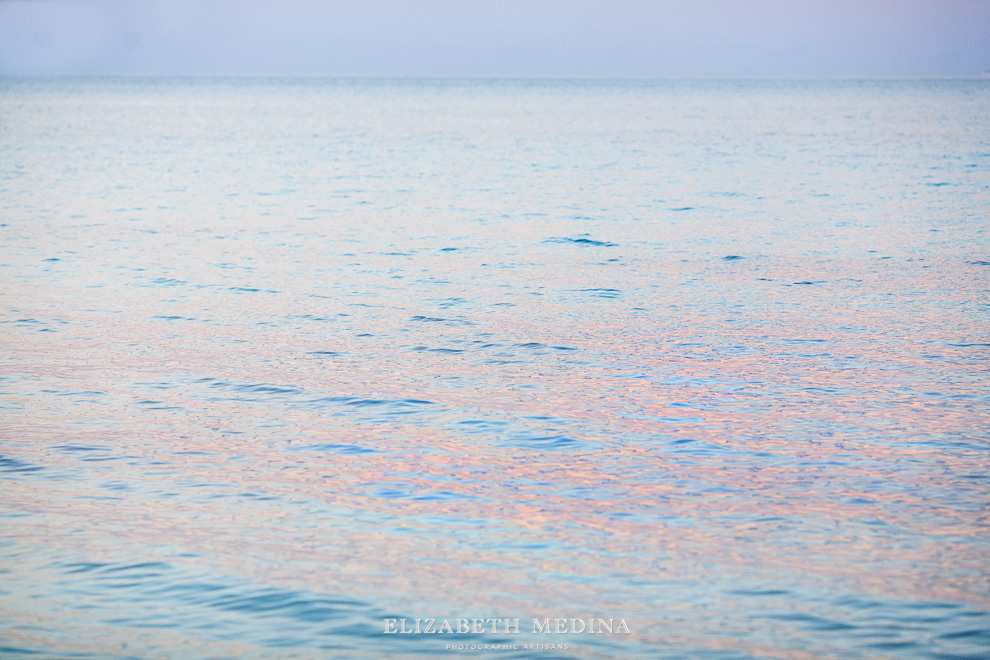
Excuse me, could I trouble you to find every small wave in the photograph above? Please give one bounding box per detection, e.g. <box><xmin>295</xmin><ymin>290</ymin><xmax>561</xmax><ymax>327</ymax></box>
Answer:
<box><xmin>227</xmin><ymin>286</ymin><xmax>277</xmax><ymax>293</ymax></box>
<box><xmin>580</xmin><ymin>288</ymin><xmax>622</xmax><ymax>298</ymax></box>
<box><xmin>728</xmin><ymin>588</ymin><xmax>791</xmax><ymax>597</ymax></box>
<box><xmin>46</xmin><ymin>559</ymin><xmax>383</xmax><ymax>641</ymax></box>
<box><xmin>0</xmin><ymin>455</ymin><xmax>44</xmax><ymax>474</ymax></box>
<box><xmin>502</xmin><ymin>434</ymin><xmax>583</xmax><ymax>450</ymax></box>
<box><xmin>413</xmin><ymin>490</ymin><xmax>478</xmax><ymax>502</ymax></box>
<box><xmin>299</xmin><ymin>397</ymin><xmax>437</xmax><ymax>416</ymax></box>
<box><xmin>289</xmin><ymin>443</ymin><xmax>381</xmax><ymax>455</ymax></box>
<box><xmin>147</xmin><ymin>277</ymin><xmax>188</xmax><ymax>286</ymax></box>
<box><xmin>226</xmin><ymin>383</ymin><xmax>302</xmax><ymax>396</ymax></box>
<box><xmin>762</xmin><ymin>611</ymin><xmax>855</xmax><ymax>632</ymax></box>
<box><xmin>433</xmin><ymin>297</ymin><xmax>472</xmax><ymax>309</ymax></box>
<box><xmin>292</xmin><ymin>314</ymin><xmax>340</xmax><ymax>322</ymax></box>
<box><xmin>411</xmin><ymin>315</ymin><xmax>475</xmax><ymax>325</ymax></box>
<box><xmin>660</xmin><ymin>438</ymin><xmax>734</xmax><ymax>455</ymax></box>
<box><xmin>455</xmin><ymin>419</ymin><xmax>510</xmax><ymax>433</ymax></box>
<box><xmin>545</xmin><ymin>236</ymin><xmax>617</xmax><ymax>247</ymax></box>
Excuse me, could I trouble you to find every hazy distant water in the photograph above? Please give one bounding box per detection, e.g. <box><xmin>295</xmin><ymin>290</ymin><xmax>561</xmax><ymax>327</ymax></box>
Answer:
<box><xmin>1</xmin><ymin>77</ymin><xmax>989</xmax><ymax>660</ymax></box>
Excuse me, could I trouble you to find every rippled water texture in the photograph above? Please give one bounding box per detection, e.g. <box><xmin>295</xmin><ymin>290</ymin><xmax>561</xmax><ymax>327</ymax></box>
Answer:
<box><xmin>1</xmin><ymin>78</ymin><xmax>989</xmax><ymax>659</ymax></box>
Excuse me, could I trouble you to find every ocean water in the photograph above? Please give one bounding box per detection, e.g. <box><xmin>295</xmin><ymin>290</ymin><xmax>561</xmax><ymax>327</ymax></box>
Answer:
<box><xmin>1</xmin><ymin>77</ymin><xmax>988</xmax><ymax>660</ymax></box>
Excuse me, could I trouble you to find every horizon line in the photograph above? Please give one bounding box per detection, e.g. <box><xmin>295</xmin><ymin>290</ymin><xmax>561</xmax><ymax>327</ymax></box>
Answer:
<box><xmin>2</xmin><ymin>72</ymin><xmax>989</xmax><ymax>81</ymax></box>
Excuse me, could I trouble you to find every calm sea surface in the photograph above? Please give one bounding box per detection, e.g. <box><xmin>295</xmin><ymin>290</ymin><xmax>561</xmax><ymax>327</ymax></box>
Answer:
<box><xmin>1</xmin><ymin>77</ymin><xmax>989</xmax><ymax>660</ymax></box>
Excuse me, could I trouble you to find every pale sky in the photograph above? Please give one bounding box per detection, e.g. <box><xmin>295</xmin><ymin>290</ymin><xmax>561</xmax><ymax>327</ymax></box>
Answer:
<box><xmin>1</xmin><ymin>0</ymin><xmax>988</xmax><ymax>77</ymax></box>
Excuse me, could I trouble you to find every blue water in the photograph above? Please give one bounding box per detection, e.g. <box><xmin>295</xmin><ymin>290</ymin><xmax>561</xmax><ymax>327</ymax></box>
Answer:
<box><xmin>1</xmin><ymin>77</ymin><xmax>989</xmax><ymax>659</ymax></box>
